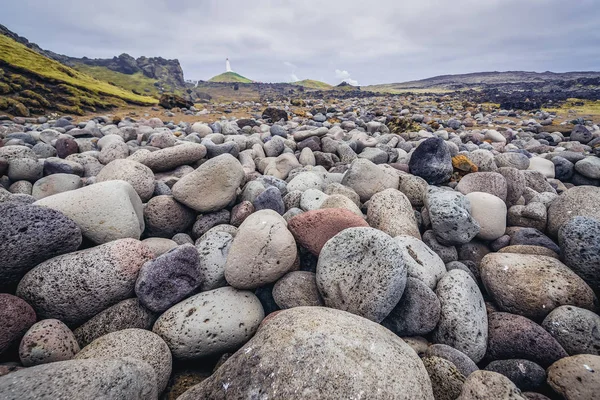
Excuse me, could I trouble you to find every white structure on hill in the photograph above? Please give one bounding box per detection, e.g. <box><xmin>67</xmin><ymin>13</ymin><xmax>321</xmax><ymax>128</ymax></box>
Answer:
<box><xmin>226</xmin><ymin>58</ymin><xmax>232</xmax><ymax>72</ymax></box>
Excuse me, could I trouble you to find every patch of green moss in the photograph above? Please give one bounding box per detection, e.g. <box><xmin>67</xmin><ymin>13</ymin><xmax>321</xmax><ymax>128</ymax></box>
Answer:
<box><xmin>20</xmin><ymin>90</ymin><xmax>50</xmax><ymax>107</ymax></box>
<box><xmin>9</xmin><ymin>73</ymin><xmax>30</xmax><ymax>87</ymax></box>
<box><xmin>56</xmin><ymin>103</ymin><xmax>84</xmax><ymax>115</ymax></box>
<box><xmin>4</xmin><ymin>98</ymin><xmax>30</xmax><ymax>117</ymax></box>
<box><xmin>0</xmin><ymin>82</ymin><xmax>11</xmax><ymax>94</ymax></box>
<box><xmin>73</xmin><ymin>64</ymin><xmax>161</xmax><ymax>98</ymax></box>
<box><xmin>386</xmin><ymin>117</ymin><xmax>421</xmax><ymax>133</ymax></box>
<box><xmin>0</xmin><ymin>97</ymin><xmax>8</xmax><ymax>109</ymax></box>
<box><xmin>10</xmin><ymin>83</ymin><xmax>22</xmax><ymax>91</ymax></box>
<box><xmin>14</xmin><ymin>96</ymin><xmax>41</xmax><ymax>108</ymax></box>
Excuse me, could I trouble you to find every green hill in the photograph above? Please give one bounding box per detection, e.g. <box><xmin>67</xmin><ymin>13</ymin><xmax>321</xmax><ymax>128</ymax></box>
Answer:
<box><xmin>292</xmin><ymin>79</ymin><xmax>332</xmax><ymax>90</ymax></box>
<box><xmin>0</xmin><ymin>34</ymin><xmax>157</xmax><ymax>116</ymax></box>
<box><xmin>208</xmin><ymin>72</ymin><xmax>253</xmax><ymax>83</ymax></box>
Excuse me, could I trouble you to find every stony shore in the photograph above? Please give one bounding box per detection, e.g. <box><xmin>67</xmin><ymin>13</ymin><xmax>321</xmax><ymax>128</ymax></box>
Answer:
<box><xmin>1</xmin><ymin>99</ymin><xmax>600</xmax><ymax>399</ymax></box>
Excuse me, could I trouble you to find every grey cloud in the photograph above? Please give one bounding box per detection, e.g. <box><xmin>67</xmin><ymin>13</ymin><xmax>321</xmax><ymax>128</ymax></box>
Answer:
<box><xmin>2</xmin><ymin>0</ymin><xmax>599</xmax><ymax>85</ymax></box>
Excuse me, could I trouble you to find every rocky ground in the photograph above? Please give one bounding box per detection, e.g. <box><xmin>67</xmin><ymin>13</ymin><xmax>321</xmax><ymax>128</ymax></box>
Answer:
<box><xmin>0</xmin><ymin>95</ymin><xmax>600</xmax><ymax>400</ymax></box>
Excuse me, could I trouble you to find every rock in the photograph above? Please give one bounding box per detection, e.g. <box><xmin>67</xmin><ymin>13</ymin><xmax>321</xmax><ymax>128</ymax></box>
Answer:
<box><xmin>547</xmin><ymin>354</ymin><xmax>600</xmax><ymax>400</ymax></box>
<box><xmin>528</xmin><ymin>157</ymin><xmax>555</xmax><ymax>178</ymax></box>
<box><xmin>320</xmin><ymin>193</ymin><xmax>364</xmax><ymax>216</ymax></box>
<box><xmin>570</xmin><ymin>125</ymin><xmax>593</xmax><ymax>143</ymax></box>
<box><xmin>135</xmin><ymin>244</ymin><xmax>201</xmax><ymax>313</ymax></box>
<box><xmin>456</xmin><ymin>172</ymin><xmax>508</xmax><ymax>201</ymax></box>
<box><xmin>172</xmin><ymin>154</ymin><xmax>244</xmax><ymax>212</ymax></box>
<box><xmin>495</xmin><ymin>152</ymin><xmax>530</xmax><ymax>170</ymax></box>
<box><xmin>159</xmin><ymin>93</ymin><xmax>193</xmax><ymax>109</ymax></box>
<box><xmin>486</xmin><ymin>312</ymin><xmax>567</xmax><ymax>367</ymax></box>
<box><xmin>559</xmin><ymin>216</ymin><xmax>600</xmax><ymax>293</ymax></box>
<box><xmin>31</xmin><ymin>173</ymin><xmax>82</xmax><ymax>200</ymax></box>
<box><xmin>177</xmin><ymin>307</ymin><xmax>434</xmax><ymax>400</ymax></box>
<box><xmin>575</xmin><ymin>157</ymin><xmax>600</xmax><ymax>179</ymax></box>
<box><xmin>485</xmin><ymin>359</ymin><xmax>546</xmax><ymax>391</ymax></box>
<box><xmin>7</xmin><ymin>158</ymin><xmax>43</xmax><ymax>182</ymax></box>
<box><xmin>16</xmin><ymin>238</ymin><xmax>153</xmax><ymax>326</ymax></box>
<box><xmin>253</xmin><ymin>186</ymin><xmax>285</xmax><ymax>214</ymax></box>
<box><xmin>287</xmin><ymin>171</ymin><xmax>324</xmax><ymax>192</ymax></box>
<box><xmin>316</xmin><ymin>227</ymin><xmax>407</xmax><ymax>323</ymax></box>
<box><xmin>96</xmin><ymin>159</ymin><xmax>155</xmax><ymax>202</ymax></box>
<box><xmin>425</xmin><ymin>187</ymin><xmax>480</xmax><ymax>246</ymax></box>
<box><xmin>0</xmin><ymin>294</ymin><xmax>36</xmax><ymax>355</ymax></box>
<box><xmin>224</xmin><ymin>210</ymin><xmax>297</xmax><ymax>289</ymax></box>
<box><xmin>465</xmin><ymin>192</ymin><xmax>507</xmax><ymax>241</ymax></box>
<box><xmin>262</xmin><ymin>107</ymin><xmax>288</xmax><ymax>122</ymax></box>
<box><xmin>0</xmin><ymin>358</ymin><xmax>157</xmax><ymax>400</ymax></box>
<box><xmin>195</xmin><ymin>230</ymin><xmax>233</xmax><ymax>291</ymax></box>
<box><xmin>75</xmin><ymin>328</ymin><xmax>172</xmax><ymax>393</ymax></box>
<box><xmin>191</xmin><ymin>210</ymin><xmax>230</xmax><ymax>239</ymax></box>
<box><xmin>34</xmin><ymin>180</ymin><xmax>144</xmax><ymax>244</ymax></box>
<box><xmin>73</xmin><ymin>298</ymin><xmax>157</xmax><ymax>348</ymax></box>
<box><xmin>422</xmin><ymin>230</ymin><xmax>458</xmax><ymax>263</ymax></box>
<box><xmin>19</xmin><ymin>319</ymin><xmax>79</xmax><ymax>367</ymax></box>
<box><xmin>480</xmin><ymin>253</ymin><xmax>597</xmax><ymax>320</ymax></box>
<box><xmin>272</xmin><ymin>271</ymin><xmax>324</xmax><ymax>309</ymax></box>
<box><xmin>152</xmin><ymin>286</ymin><xmax>264</xmax><ymax>359</ymax></box>
<box><xmin>542</xmin><ymin>305</ymin><xmax>600</xmax><ymax>356</ymax></box>
<box><xmin>143</xmin><ymin>195</ymin><xmax>196</xmax><ymax>238</ymax></box>
<box><xmin>300</xmin><ymin>188</ymin><xmax>328</xmax><ymax>211</ymax></box>
<box><xmin>394</xmin><ymin>235</ymin><xmax>447</xmax><ymax>289</ymax></box>
<box><xmin>457</xmin><ymin>370</ymin><xmax>527</xmax><ymax>400</ymax></box>
<box><xmin>498</xmin><ymin>244</ymin><xmax>558</xmax><ymax>258</ymax></box>
<box><xmin>264</xmin><ymin>153</ymin><xmax>300</xmax><ymax>180</ymax></box>
<box><xmin>0</xmin><ymin>203</ymin><xmax>82</xmax><ymax>286</ymax></box>
<box><xmin>433</xmin><ymin>270</ymin><xmax>488</xmax><ymax>363</ymax></box>
<box><xmin>341</xmin><ymin>158</ymin><xmax>398</xmax><ymax>202</ymax></box>
<box><xmin>382</xmin><ymin>277</ymin><xmax>441</xmax><ymax>336</ymax></box>
<box><xmin>287</xmin><ymin>208</ymin><xmax>368</xmax><ymax>255</ymax></box>
<box><xmin>552</xmin><ymin>156</ymin><xmax>575</xmax><ymax>181</ymax></box>
<box><xmin>425</xmin><ymin>344</ymin><xmax>479</xmax><ymax>378</ymax></box>
<box><xmin>548</xmin><ymin>186</ymin><xmax>600</xmax><ymax>237</ymax></box>
<box><xmin>398</xmin><ymin>174</ymin><xmax>429</xmax><ymax>206</ymax></box>
<box><xmin>140</xmin><ymin>143</ymin><xmax>207</xmax><ymax>172</ymax></box>
<box><xmin>409</xmin><ymin>137</ymin><xmax>453</xmax><ymax>184</ymax></box>
<box><xmin>98</xmin><ymin>141</ymin><xmax>129</xmax><ymax>164</ymax></box>
<box><xmin>498</xmin><ymin>167</ymin><xmax>526</xmax><ymax>206</ymax></box>
<box><xmin>423</xmin><ymin>356</ymin><xmax>466</xmax><ymax>400</ymax></box>
<box><xmin>509</xmin><ymin>228</ymin><xmax>559</xmax><ymax>254</ymax></box>
<box><xmin>367</xmin><ymin>188</ymin><xmax>421</xmax><ymax>239</ymax></box>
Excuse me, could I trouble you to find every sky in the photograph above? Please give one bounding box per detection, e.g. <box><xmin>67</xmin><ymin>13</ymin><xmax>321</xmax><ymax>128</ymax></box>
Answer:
<box><xmin>2</xmin><ymin>0</ymin><xmax>599</xmax><ymax>86</ymax></box>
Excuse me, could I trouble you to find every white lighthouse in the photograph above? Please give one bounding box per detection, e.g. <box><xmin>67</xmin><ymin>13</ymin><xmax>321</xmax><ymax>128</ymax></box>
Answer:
<box><xmin>226</xmin><ymin>58</ymin><xmax>232</xmax><ymax>72</ymax></box>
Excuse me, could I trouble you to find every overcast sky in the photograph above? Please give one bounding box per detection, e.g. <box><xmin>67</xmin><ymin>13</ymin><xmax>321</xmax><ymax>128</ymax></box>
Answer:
<box><xmin>3</xmin><ymin>0</ymin><xmax>599</xmax><ymax>85</ymax></box>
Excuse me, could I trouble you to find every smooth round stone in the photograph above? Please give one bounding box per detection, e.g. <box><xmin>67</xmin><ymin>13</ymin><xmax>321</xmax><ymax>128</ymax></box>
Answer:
<box><xmin>139</xmin><ymin>143</ymin><xmax>207</xmax><ymax>172</ymax></box>
<box><xmin>75</xmin><ymin>328</ymin><xmax>172</xmax><ymax>393</ymax></box>
<box><xmin>425</xmin><ymin>187</ymin><xmax>480</xmax><ymax>246</ymax></box>
<box><xmin>367</xmin><ymin>188</ymin><xmax>421</xmax><ymax>239</ymax></box>
<box><xmin>135</xmin><ymin>244</ymin><xmax>201</xmax><ymax>313</ymax></box>
<box><xmin>191</xmin><ymin>210</ymin><xmax>230</xmax><ymax>239</ymax></box>
<box><xmin>0</xmin><ymin>358</ymin><xmax>157</xmax><ymax>400</ymax></box>
<box><xmin>230</xmin><ymin>200</ymin><xmax>254</xmax><ymax>226</ymax></box>
<box><xmin>324</xmin><ymin>182</ymin><xmax>361</xmax><ymax>206</ymax></box>
<box><xmin>272</xmin><ymin>271</ymin><xmax>324</xmax><ymax>309</ymax></box>
<box><xmin>466</xmin><ymin>192</ymin><xmax>507</xmax><ymax>241</ymax></box>
<box><xmin>32</xmin><ymin>142</ymin><xmax>56</xmax><ymax>158</ymax></box>
<box><xmin>542</xmin><ymin>305</ymin><xmax>600</xmax><ymax>356</ymax></box>
<box><xmin>425</xmin><ymin>344</ymin><xmax>479</xmax><ymax>378</ymax></box>
<box><xmin>559</xmin><ymin>216</ymin><xmax>600</xmax><ymax>293</ymax></box>
<box><xmin>73</xmin><ymin>298</ymin><xmax>157</xmax><ymax>348</ymax></box>
<box><xmin>575</xmin><ymin>156</ymin><xmax>600</xmax><ymax>179</ymax></box>
<box><xmin>495</xmin><ymin>152</ymin><xmax>530</xmax><ymax>170</ymax></box>
<box><xmin>16</xmin><ymin>238</ymin><xmax>153</xmax><ymax>326</ymax></box>
<box><xmin>253</xmin><ymin>186</ymin><xmax>285</xmax><ymax>215</ymax></box>
<box><xmin>456</xmin><ymin>172</ymin><xmax>508</xmax><ymax>201</ymax></box>
<box><xmin>498</xmin><ymin>245</ymin><xmax>559</xmax><ymax>258</ymax></box>
<box><xmin>548</xmin><ymin>186</ymin><xmax>600</xmax><ymax>237</ymax></box>
<box><xmin>0</xmin><ymin>203</ymin><xmax>82</xmax><ymax>286</ymax></box>
<box><xmin>287</xmin><ymin>208</ymin><xmax>368</xmax><ymax>255</ymax></box>
<box><xmin>481</xmin><ymin>253</ymin><xmax>597</xmax><ymax>320</ymax></box>
<box><xmin>422</xmin><ymin>230</ymin><xmax>458</xmax><ymax>263</ymax></box>
<box><xmin>394</xmin><ymin>235</ymin><xmax>447</xmax><ymax>290</ymax></box>
<box><xmin>191</xmin><ymin>122</ymin><xmax>213</xmax><ymax>136</ymax></box>
<box><xmin>552</xmin><ymin>156</ymin><xmax>574</xmax><ymax>180</ymax></box>
<box><xmin>527</xmin><ymin>157</ymin><xmax>555</xmax><ymax>178</ymax></box>
<box><xmin>341</xmin><ymin>158</ymin><xmax>399</xmax><ymax>202</ymax></box>
<box><xmin>224</xmin><ymin>210</ymin><xmax>297</xmax><ymax>289</ymax></box>
<box><xmin>7</xmin><ymin>158</ymin><xmax>43</xmax><ymax>182</ymax></box>
<box><xmin>172</xmin><ymin>154</ymin><xmax>244</xmax><ymax>212</ymax></box>
<box><xmin>153</xmin><ymin>286</ymin><xmax>264</xmax><ymax>359</ymax></box>
<box><xmin>96</xmin><ymin>159</ymin><xmax>155</xmax><ymax>202</ymax></box>
<box><xmin>319</xmin><ymin>193</ymin><xmax>363</xmax><ymax>216</ymax></box>
<box><xmin>409</xmin><ymin>137</ymin><xmax>453</xmax><ymax>184</ymax></box>
<box><xmin>98</xmin><ymin>141</ymin><xmax>129</xmax><ymax>164</ymax></box>
<box><xmin>485</xmin><ymin>359</ymin><xmax>546</xmax><ymax>391</ymax></box>
<box><xmin>398</xmin><ymin>174</ymin><xmax>429</xmax><ymax>207</ymax></box>
<box><xmin>8</xmin><ymin>180</ymin><xmax>32</xmax><ymax>195</ymax></box>
<box><xmin>177</xmin><ymin>307</ymin><xmax>435</xmax><ymax>400</ymax></box>
<box><xmin>263</xmin><ymin>153</ymin><xmax>300</xmax><ymax>180</ymax></box>
<box><xmin>570</xmin><ymin>125</ymin><xmax>593</xmax><ymax>143</ymax></box>
<box><xmin>19</xmin><ymin>319</ymin><xmax>79</xmax><ymax>367</ymax></box>
<box><xmin>433</xmin><ymin>270</ymin><xmax>488</xmax><ymax>363</ymax></box>
<box><xmin>484</xmin><ymin>129</ymin><xmax>506</xmax><ymax>143</ymax></box>
<box><xmin>195</xmin><ymin>231</ymin><xmax>233</xmax><ymax>291</ymax></box>
<box><xmin>34</xmin><ymin>180</ymin><xmax>144</xmax><ymax>244</ymax></box>
<box><xmin>31</xmin><ymin>173</ymin><xmax>82</xmax><ymax>200</ymax></box>
<box><xmin>141</xmin><ymin>237</ymin><xmax>178</xmax><ymax>257</ymax></box>
<box><xmin>44</xmin><ymin>157</ymin><xmax>85</xmax><ymax>176</ymax></box>
<box><xmin>547</xmin><ymin>354</ymin><xmax>600</xmax><ymax>400</ymax></box>
<box><xmin>509</xmin><ymin>228</ymin><xmax>560</xmax><ymax>254</ymax></box>
<box><xmin>468</xmin><ymin>149</ymin><xmax>497</xmax><ymax>172</ymax></box>
<box><xmin>423</xmin><ymin>356</ymin><xmax>465</xmax><ymax>400</ymax></box>
<box><xmin>486</xmin><ymin>312</ymin><xmax>567</xmax><ymax>368</ymax></box>
<box><xmin>458</xmin><ymin>370</ymin><xmax>526</xmax><ymax>400</ymax></box>
<box><xmin>299</xmin><ymin>188</ymin><xmax>328</xmax><ymax>211</ymax></box>
<box><xmin>286</xmin><ymin>171</ymin><xmax>324</xmax><ymax>192</ymax></box>
<box><xmin>0</xmin><ymin>294</ymin><xmax>36</xmax><ymax>355</ymax></box>
<box><xmin>316</xmin><ymin>227</ymin><xmax>407</xmax><ymax>323</ymax></box>
<box><xmin>382</xmin><ymin>277</ymin><xmax>440</xmax><ymax>336</ymax></box>
<box><xmin>497</xmin><ymin>167</ymin><xmax>526</xmax><ymax>206</ymax></box>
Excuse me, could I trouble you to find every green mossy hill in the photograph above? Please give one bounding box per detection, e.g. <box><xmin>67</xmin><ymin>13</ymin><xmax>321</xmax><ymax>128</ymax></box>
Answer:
<box><xmin>72</xmin><ymin>64</ymin><xmax>161</xmax><ymax>97</ymax></box>
<box><xmin>0</xmin><ymin>34</ymin><xmax>157</xmax><ymax>115</ymax></box>
<box><xmin>208</xmin><ymin>72</ymin><xmax>253</xmax><ymax>83</ymax></box>
<box><xmin>292</xmin><ymin>79</ymin><xmax>333</xmax><ymax>90</ymax></box>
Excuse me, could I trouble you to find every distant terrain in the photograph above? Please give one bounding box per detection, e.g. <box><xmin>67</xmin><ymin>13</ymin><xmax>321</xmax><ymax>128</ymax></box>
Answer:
<box><xmin>0</xmin><ymin>23</ymin><xmax>599</xmax><ymax>118</ymax></box>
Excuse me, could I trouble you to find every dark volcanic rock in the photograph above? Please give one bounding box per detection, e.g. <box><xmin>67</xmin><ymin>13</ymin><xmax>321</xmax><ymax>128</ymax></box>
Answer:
<box><xmin>262</xmin><ymin>107</ymin><xmax>288</xmax><ymax>122</ymax></box>
<box><xmin>159</xmin><ymin>94</ymin><xmax>193</xmax><ymax>109</ymax></box>
<box><xmin>409</xmin><ymin>137</ymin><xmax>453</xmax><ymax>184</ymax></box>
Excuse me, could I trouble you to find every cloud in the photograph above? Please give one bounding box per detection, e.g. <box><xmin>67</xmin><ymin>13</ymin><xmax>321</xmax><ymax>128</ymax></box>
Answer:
<box><xmin>290</xmin><ymin>73</ymin><xmax>299</xmax><ymax>82</ymax></box>
<box><xmin>1</xmin><ymin>0</ymin><xmax>599</xmax><ymax>85</ymax></box>
<box><xmin>335</xmin><ymin>69</ymin><xmax>358</xmax><ymax>86</ymax></box>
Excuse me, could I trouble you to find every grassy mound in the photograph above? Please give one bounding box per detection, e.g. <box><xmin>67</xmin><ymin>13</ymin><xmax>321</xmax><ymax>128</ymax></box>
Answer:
<box><xmin>208</xmin><ymin>72</ymin><xmax>253</xmax><ymax>83</ymax></box>
<box><xmin>0</xmin><ymin>35</ymin><xmax>157</xmax><ymax>106</ymax></box>
<box><xmin>72</xmin><ymin>64</ymin><xmax>161</xmax><ymax>97</ymax></box>
<box><xmin>292</xmin><ymin>79</ymin><xmax>332</xmax><ymax>90</ymax></box>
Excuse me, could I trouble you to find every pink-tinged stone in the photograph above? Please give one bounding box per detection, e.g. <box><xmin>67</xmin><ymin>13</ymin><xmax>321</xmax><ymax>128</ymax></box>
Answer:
<box><xmin>0</xmin><ymin>294</ymin><xmax>36</xmax><ymax>355</ymax></box>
